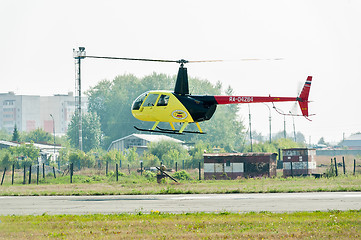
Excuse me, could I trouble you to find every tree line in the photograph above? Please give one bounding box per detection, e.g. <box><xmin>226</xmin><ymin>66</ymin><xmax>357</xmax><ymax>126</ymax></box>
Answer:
<box><xmin>0</xmin><ymin>72</ymin><xmax>307</xmax><ymax>170</ymax></box>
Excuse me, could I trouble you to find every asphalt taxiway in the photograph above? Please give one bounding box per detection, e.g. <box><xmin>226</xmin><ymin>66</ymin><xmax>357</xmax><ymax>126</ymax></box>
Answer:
<box><xmin>1</xmin><ymin>192</ymin><xmax>360</xmax><ymax>215</ymax></box>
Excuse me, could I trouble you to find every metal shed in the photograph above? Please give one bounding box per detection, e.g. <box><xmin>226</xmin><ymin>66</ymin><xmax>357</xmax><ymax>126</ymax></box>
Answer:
<box><xmin>203</xmin><ymin>153</ymin><xmax>277</xmax><ymax>180</ymax></box>
<box><xmin>282</xmin><ymin>148</ymin><xmax>316</xmax><ymax>176</ymax></box>
<box><xmin>107</xmin><ymin>134</ymin><xmax>184</xmax><ymax>155</ymax></box>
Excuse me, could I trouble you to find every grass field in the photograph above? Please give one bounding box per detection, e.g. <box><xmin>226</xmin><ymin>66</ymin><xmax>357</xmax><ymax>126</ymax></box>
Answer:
<box><xmin>0</xmin><ymin>173</ymin><xmax>361</xmax><ymax>196</ymax></box>
<box><xmin>1</xmin><ymin>160</ymin><xmax>360</xmax><ymax>239</ymax></box>
<box><xmin>0</xmin><ymin>211</ymin><xmax>360</xmax><ymax>239</ymax></box>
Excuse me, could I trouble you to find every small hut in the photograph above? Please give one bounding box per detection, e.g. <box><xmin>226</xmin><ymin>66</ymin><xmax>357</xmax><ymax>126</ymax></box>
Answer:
<box><xmin>203</xmin><ymin>153</ymin><xmax>277</xmax><ymax>180</ymax></box>
<box><xmin>282</xmin><ymin>148</ymin><xmax>316</xmax><ymax>176</ymax></box>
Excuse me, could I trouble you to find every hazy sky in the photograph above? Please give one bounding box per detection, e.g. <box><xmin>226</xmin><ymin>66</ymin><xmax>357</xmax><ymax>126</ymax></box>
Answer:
<box><xmin>1</xmin><ymin>0</ymin><xmax>360</xmax><ymax>144</ymax></box>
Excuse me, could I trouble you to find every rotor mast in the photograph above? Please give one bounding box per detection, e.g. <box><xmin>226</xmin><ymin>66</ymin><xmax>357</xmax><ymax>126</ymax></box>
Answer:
<box><xmin>174</xmin><ymin>59</ymin><xmax>189</xmax><ymax>95</ymax></box>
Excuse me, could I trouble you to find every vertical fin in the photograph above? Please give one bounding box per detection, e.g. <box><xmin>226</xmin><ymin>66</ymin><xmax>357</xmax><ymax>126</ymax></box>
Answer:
<box><xmin>298</xmin><ymin>76</ymin><xmax>312</xmax><ymax>117</ymax></box>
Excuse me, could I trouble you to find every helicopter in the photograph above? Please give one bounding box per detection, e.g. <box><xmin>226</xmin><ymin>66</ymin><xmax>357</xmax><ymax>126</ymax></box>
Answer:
<box><xmin>130</xmin><ymin>59</ymin><xmax>312</xmax><ymax>135</ymax></box>
<box><xmin>84</xmin><ymin>55</ymin><xmax>312</xmax><ymax>135</ymax></box>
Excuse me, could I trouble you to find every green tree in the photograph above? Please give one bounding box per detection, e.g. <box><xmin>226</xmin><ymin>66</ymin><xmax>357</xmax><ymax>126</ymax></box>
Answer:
<box><xmin>103</xmin><ymin>149</ymin><xmax>124</xmax><ymax>165</ymax></box>
<box><xmin>318</xmin><ymin>137</ymin><xmax>327</xmax><ymax>145</ymax></box>
<box><xmin>86</xmin><ymin>73</ymin><xmax>174</xmax><ymax>148</ymax></box>
<box><xmin>244</xmin><ymin>138</ymin><xmax>304</xmax><ymax>153</ymax></box>
<box><xmin>23</xmin><ymin>128</ymin><xmax>52</xmax><ymax>143</ymax></box>
<box><xmin>86</xmin><ymin>72</ymin><xmax>246</xmax><ymax>150</ymax></box>
<box><xmin>126</xmin><ymin>147</ymin><xmax>139</xmax><ymax>165</ymax></box>
<box><xmin>187</xmin><ymin>140</ymin><xmax>215</xmax><ymax>168</ymax></box>
<box><xmin>12</xmin><ymin>125</ymin><xmax>20</xmax><ymax>142</ymax></box>
<box><xmin>68</xmin><ymin>150</ymin><xmax>95</xmax><ymax>170</ymax></box>
<box><xmin>147</xmin><ymin>140</ymin><xmax>189</xmax><ymax>167</ymax></box>
<box><xmin>67</xmin><ymin>112</ymin><xmax>102</xmax><ymax>152</ymax></box>
<box><xmin>141</xmin><ymin>152</ymin><xmax>159</xmax><ymax>168</ymax></box>
<box><xmin>8</xmin><ymin>143</ymin><xmax>40</xmax><ymax>167</ymax></box>
<box><xmin>0</xmin><ymin>150</ymin><xmax>15</xmax><ymax>168</ymax></box>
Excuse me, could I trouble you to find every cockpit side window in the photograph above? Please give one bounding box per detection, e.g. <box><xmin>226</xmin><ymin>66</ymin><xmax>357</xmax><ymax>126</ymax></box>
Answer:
<box><xmin>157</xmin><ymin>95</ymin><xmax>169</xmax><ymax>106</ymax></box>
<box><xmin>132</xmin><ymin>92</ymin><xmax>147</xmax><ymax>110</ymax></box>
<box><xmin>142</xmin><ymin>94</ymin><xmax>159</xmax><ymax>107</ymax></box>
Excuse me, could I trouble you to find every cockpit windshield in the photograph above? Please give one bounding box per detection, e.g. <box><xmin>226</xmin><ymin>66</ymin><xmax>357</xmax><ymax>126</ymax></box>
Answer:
<box><xmin>132</xmin><ymin>92</ymin><xmax>148</xmax><ymax>110</ymax></box>
<box><xmin>142</xmin><ymin>93</ymin><xmax>159</xmax><ymax>107</ymax></box>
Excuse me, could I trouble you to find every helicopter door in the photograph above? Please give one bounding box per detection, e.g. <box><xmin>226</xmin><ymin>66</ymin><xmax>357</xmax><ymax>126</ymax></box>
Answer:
<box><xmin>156</xmin><ymin>95</ymin><xmax>169</xmax><ymax>107</ymax></box>
<box><xmin>154</xmin><ymin>94</ymin><xmax>171</xmax><ymax>120</ymax></box>
<box><xmin>140</xmin><ymin>93</ymin><xmax>160</xmax><ymax>120</ymax></box>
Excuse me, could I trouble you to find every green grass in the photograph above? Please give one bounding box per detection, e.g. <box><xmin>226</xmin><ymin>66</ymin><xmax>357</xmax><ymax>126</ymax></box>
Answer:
<box><xmin>0</xmin><ymin>210</ymin><xmax>360</xmax><ymax>239</ymax></box>
<box><xmin>1</xmin><ymin>174</ymin><xmax>361</xmax><ymax>196</ymax></box>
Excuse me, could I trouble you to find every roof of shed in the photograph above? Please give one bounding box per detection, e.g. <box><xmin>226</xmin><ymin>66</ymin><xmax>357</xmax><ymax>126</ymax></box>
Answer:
<box><xmin>109</xmin><ymin>133</ymin><xmax>184</xmax><ymax>148</ymax></box>
<box><xmin>203</xmin><ymin>152</ymin><xmax>276</xmax><ymax>157</ymax></box>
<box><xmin>345</xmin><ymin>133</ymin><xmax>361</xmax><ymax>141</ymax></box>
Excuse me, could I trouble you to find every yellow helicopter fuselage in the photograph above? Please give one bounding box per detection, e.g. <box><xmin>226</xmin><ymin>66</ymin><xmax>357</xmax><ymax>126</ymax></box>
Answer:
<box><xmin>131</xmin><ymin>90</ymin><xmax>194</xmax><ymax>123</ymax></box>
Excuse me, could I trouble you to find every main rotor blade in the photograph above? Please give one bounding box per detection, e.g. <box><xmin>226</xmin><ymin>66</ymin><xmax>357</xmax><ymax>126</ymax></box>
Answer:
<box><xmin>85</xmin><ymin>56</ymin><xmax>179</xmax><ymax>63</ymax></box>
<box><xmin>189</xmin><ymin>58</ymin><xmax>283</xmax><ymax>63</ymax></box>
<box><xmin>84</xmin><ymin>56</ymin><xmax>283</xmax><ymax>63</ymax></box>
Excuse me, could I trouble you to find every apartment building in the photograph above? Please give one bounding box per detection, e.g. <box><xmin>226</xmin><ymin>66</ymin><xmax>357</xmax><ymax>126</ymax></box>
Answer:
<box><xmin>0</xmin><ymin>92</ymin><xmax>87</xmax><ymax>136</ymax></box>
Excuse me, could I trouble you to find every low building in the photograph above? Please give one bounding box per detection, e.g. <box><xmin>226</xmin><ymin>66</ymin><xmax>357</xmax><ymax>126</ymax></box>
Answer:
<box><xmin>342</xmin><ymin>133</ymin><xmax>361</xmax><ymax>150</ymax></box>
<box><xmin>0</xmin><ymin>140</ymin><xmax>62</xmax><ymax>163</ymax></box>
<box><xmin>282</xmin><ymin>148</ymin><xmax>316</xmax><ymax>176</ymax></box>
<box><xmin>203</xmin><ymin>153</ymin><xmax>277</xmax><ymax>180</ymax></box>
<box><xmin>107</xmin><ymin>134</ymin><xmax>184</xmax><ymax>155</ymax></box>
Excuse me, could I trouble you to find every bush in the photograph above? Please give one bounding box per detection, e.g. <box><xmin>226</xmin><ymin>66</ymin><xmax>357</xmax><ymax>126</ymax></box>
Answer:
<box><xmin>143</xmin><ymin>170</ymin><xmax>156</xmax><ymax>179</ymax></box>
<box><xmin>68</xmin><ymin>150</ymin><xmax>96</xmax><ymax>170</ymax></box>
<box><xmin>172</xmin><ymin>170</ymin><xmax>191</xmax><ymax>180</ymax></box>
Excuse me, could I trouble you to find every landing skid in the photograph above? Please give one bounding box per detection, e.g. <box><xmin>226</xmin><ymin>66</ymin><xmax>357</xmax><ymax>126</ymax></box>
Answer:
<box><xmin>134</xmin><ymin>121</ymin><xmax>206</xmax><ymax>135</ymax></box>
<box><xmin>156</xmin><ymin>126</ymin><xmax>206</xmax><ymax>134</ymax></box>
<box><xmin>134</xmin><ymin>126</ymin><xmax>184</xmax><ymax>135</ymax></box>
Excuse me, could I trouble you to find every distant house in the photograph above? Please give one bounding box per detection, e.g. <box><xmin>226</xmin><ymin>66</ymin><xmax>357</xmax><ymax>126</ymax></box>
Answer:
<box><xmin>0</xmin><ymin>140</ymin><xmax>62</xmax><ymax>162</ymax></box>
<box><xmin>107</xmin><ymin>134</ymin><xmax>184</xmax><ymax>155</ymax></box>
<box><xmin>342</xmin><ymin>133</ymin><xmax>361</xmax><ymax>150</ymax></box>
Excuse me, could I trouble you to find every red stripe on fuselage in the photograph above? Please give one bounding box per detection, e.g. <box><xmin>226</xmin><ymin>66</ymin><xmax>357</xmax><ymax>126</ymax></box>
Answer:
<box><xmin>214</xmin><ymin>96</ymin><xmax>297</xmax><ymax>105</ymax></box>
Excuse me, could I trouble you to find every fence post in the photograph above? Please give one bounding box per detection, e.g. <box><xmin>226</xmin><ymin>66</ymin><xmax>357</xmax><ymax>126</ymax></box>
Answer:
<box><xmin>1</xmin><ymin>167</ymin><xmax>6</xmax><ymax>185</ymax></box>
<box><xmin>140</xmin><ymin>162</ymin><xmax>143</xmax><ymax>176</ymax></box>
<box><xmin>70</xmin><ymin>163</ymin><xmax>73</xmax><ymax>183</ymax></box>
<box><xmin>119</xmin><ymin>160</ymin><xmax>122</xmax><ymax>169</ymax></box>
<box><xmin>23</xmin><ymin>165</ymin><xmax>26</xmax><ymax>184</ymax></box>
<box><xmin>354</xmin><ymin>159</ymin><xmax>356</xmax><ymax>176</ymax></box>
<box><xmin>116</xmin><ymin>163</ymin><xmax>119</xmax><ymax>182</ymax></box>
<box><xmin>342</xmin><ymin>156</ymin><xmax>346</xmax><ymax>175</ymax></box>
<box><xmin>175</xmin><ymin>162</ymin><xmax>178</xmax><ymax>172</ymax></box>
<box><xmin>290</xmin><ymin>162</ymin><xmax>293</xmax><ymax>177</ymax></box>
<box><xmin>334</xmin><ymin>157</ymin><xmax>338</xmax><ymax>177</ymax></box>
<box><xmin>106</xmin><ymin>161</ymin><xmax>109</xmax><ymax>176</ymax></box>
<box><xmin>199</xmin><ymin>162</ymin><xmax>201</xmax><ymax>180</ymax></box>
<box><xmin>28</xmin><ymin>165</ymin><xmax>32</xmax><ymax>184</ymax></box>
<box><xmin>12</xmin><ymin>164</ymin><xmax>14</xmax><ymax>185</ymax></box>
<box><xmin>43</xmin><ymin>163</ymin><xmax>45</xmax><ymax>179</ymax></box>
<box><xmin>53</xmin><ymin>166</ymin><xmax>56</xmax><ymax>178</ymax></box>
<box><xmin>37</xmin><ymin>165</ymin><xmax>39</xmax><ymax>185</ymax></box>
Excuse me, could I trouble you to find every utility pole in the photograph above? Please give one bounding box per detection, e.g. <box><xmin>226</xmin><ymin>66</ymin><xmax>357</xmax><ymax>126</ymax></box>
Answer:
<box><xmin>290</xmin><ymin>111</ymin><xmax>296</xmax><ymax>142</ymax></box>
<box><xmin>248</xmin><ymin>104</ymin><xmax>253</xmax><ymax>152</ymax></box>
<box><xmin>73</xmin><ymin>47</ymin><xmax>86</xmax><ymax>151</ymax></box>
<box><xmin>262</xmin><ymin>103</ymin><xmax>272</xmax><ymax>143</ymax></box>
<box><xmin>283</xmin><ymin>115</ymin><xmax>286</xmax><ymax>139</ymax></box>
<box><xmin>50</xmin><ymin>114</ymin><xmax>56</xmax><ymax>167</ymax></box>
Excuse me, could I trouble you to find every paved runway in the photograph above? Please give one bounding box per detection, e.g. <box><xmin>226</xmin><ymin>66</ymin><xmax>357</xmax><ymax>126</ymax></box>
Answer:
<box><xmin>1</xmin><ymin>192</ymin><xmax>360</xmax><ymax>215</ymax></box>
